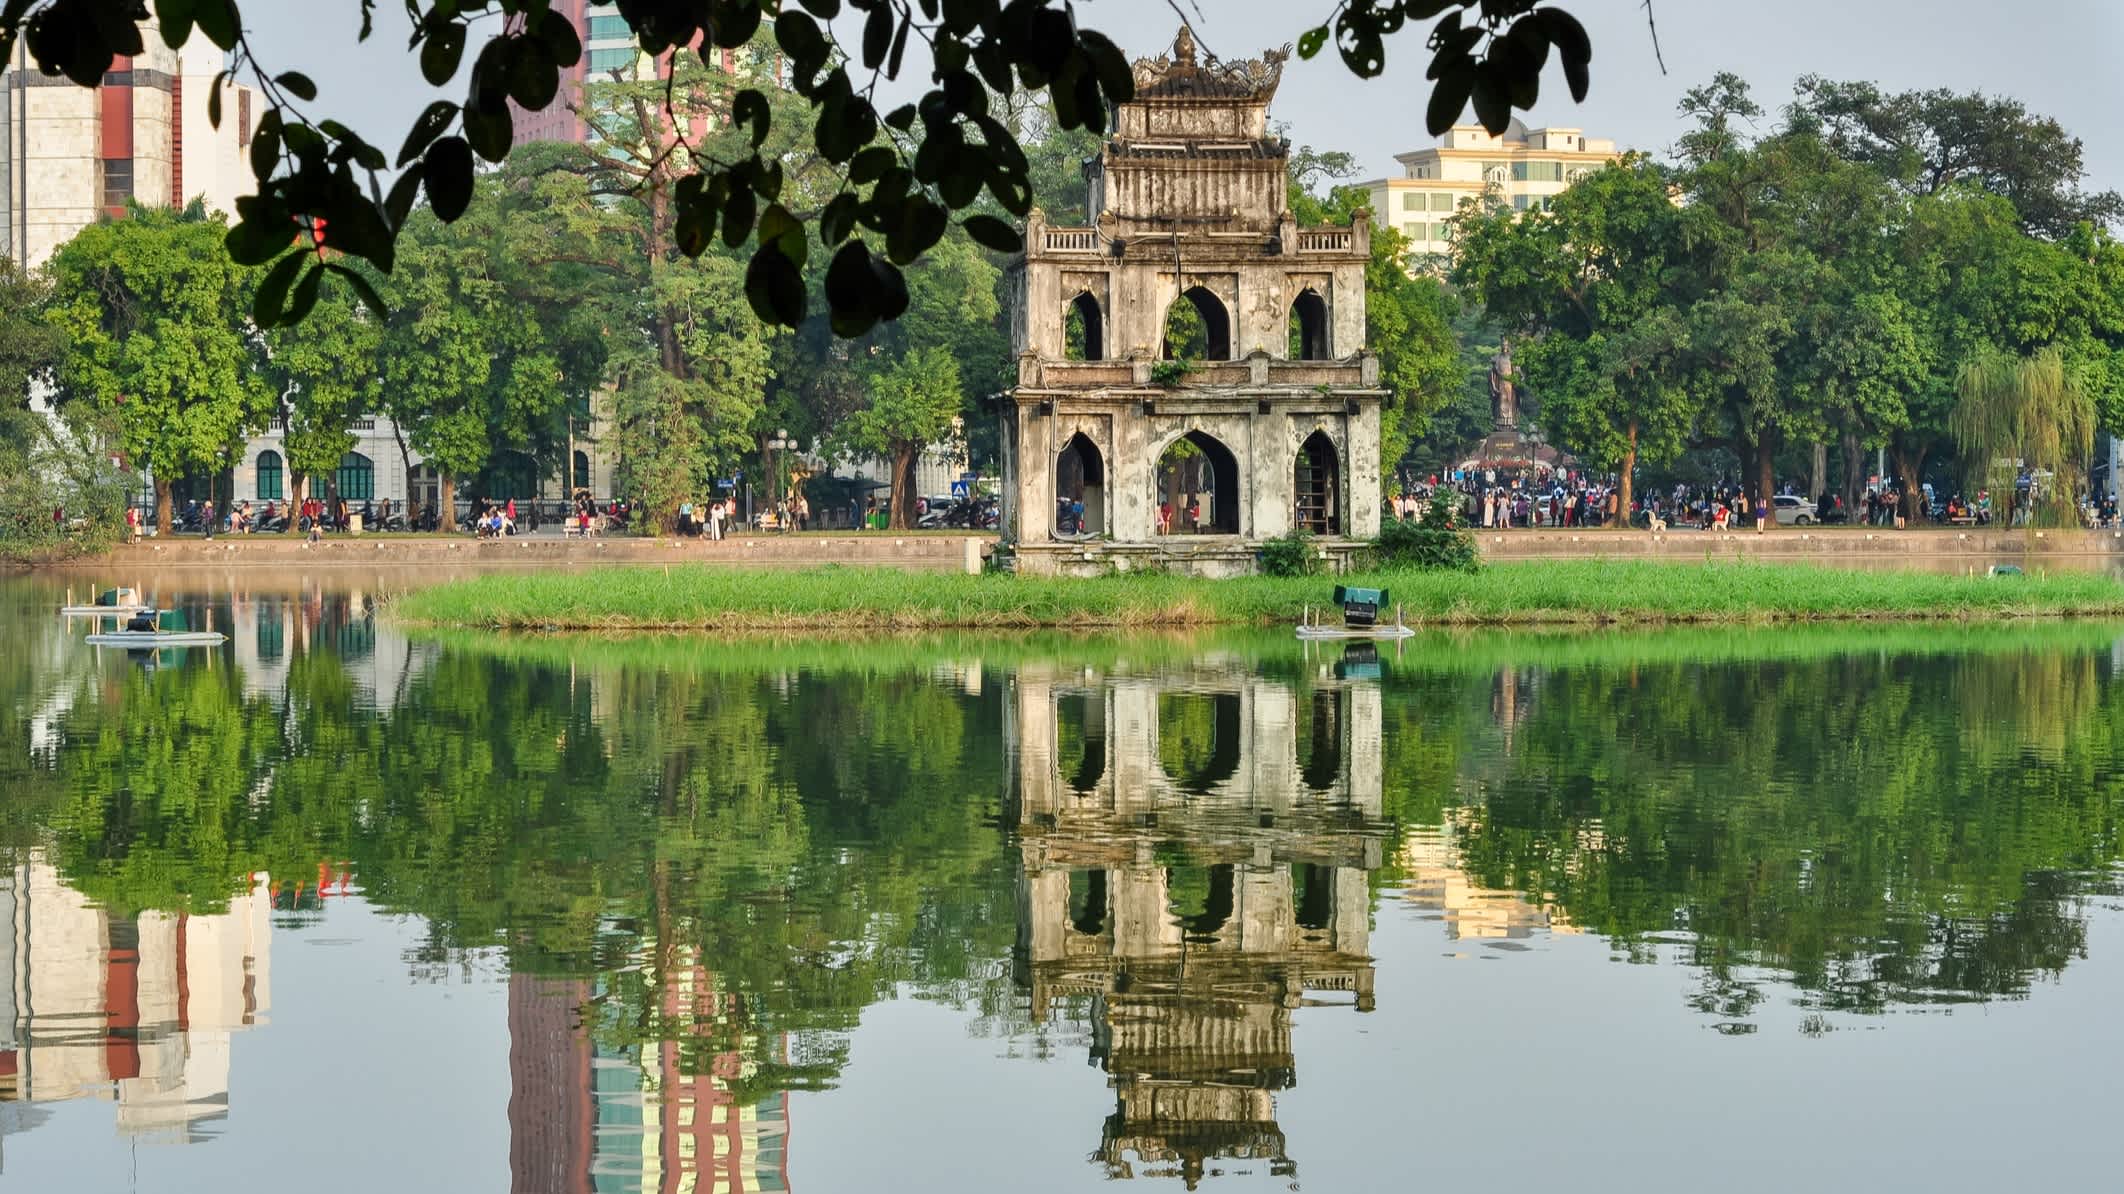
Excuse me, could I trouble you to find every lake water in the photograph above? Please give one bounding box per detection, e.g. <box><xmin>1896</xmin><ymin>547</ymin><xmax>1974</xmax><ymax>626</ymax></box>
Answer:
<box><xmin>3</xmin><ymin>574</ymin><xmax>2122</xmax><ymax>1193</ymax></box>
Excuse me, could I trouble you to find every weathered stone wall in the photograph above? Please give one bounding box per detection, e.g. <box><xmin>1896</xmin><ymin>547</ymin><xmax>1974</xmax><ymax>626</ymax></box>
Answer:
<box><xmin>1003</xmin><ymin>32</ymin><xmax>1384</xmax><ymax>576</ymax></box>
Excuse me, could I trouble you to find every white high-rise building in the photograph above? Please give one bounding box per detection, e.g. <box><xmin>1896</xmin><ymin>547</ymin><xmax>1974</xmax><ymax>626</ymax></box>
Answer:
<box><xmin>1362</xmin><ymin>119</ymin><xmax>1621</xmax><ymax>267</ymax></box>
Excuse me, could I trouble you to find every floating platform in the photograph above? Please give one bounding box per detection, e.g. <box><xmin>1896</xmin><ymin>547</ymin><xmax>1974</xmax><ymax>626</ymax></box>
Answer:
<box><xmin>1295</xmin><ymin>624</ymin><xmax>1416</xmax><ymax>641</ymax></box>
<box><xmin>84</xmin><ymin>630</ymin><xmax>227</xmax><ymax>648</ymax></box>
<box><xmin>60</xmin><ymin>604</ymin><xmax>153</xmax><ymax>618</ymax></box>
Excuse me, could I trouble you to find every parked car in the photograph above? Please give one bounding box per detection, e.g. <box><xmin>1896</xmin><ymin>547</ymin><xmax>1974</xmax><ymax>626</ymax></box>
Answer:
<box><xmin>1773</xmin><ymin>495</ymin><xmax>1815</xmax><ymax>526</ymax></box>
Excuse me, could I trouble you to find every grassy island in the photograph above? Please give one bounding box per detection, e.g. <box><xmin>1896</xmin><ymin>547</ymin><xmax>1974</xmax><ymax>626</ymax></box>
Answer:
<box><xmin>388</xmin><ymin>559</ymin><xmax>2124</xmax><ymax>631</ymax></box>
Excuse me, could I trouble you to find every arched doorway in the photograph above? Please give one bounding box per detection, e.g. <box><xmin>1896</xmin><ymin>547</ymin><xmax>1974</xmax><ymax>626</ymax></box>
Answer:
<box><xmin>571</xmin><ymin>450</ymin><xmax>592</xmax><ymax>493</ymax></box>
<box><xmin>1161</xmin><ymin>285</ymin><xmax>1231</xmax><ymax>361</ymax></box>
<box><xmin>1294</xmin><ymin>430</ymin><xmax>1340</xmax><ymax>534</ymax></box>
<box><xmin>1168</xmin><ymin>863</ymin><xmax>1236</xmax><ymax>940</ymax></box>
<box><xmin>1155</xmin><ymin>431</ymin><xmax>1240</xmax><ymax>535</ymax></box>
<box><xmin>1064</xmin><ymin>291</ymin><xmax>1104</xmax><ymax>360</ymax></box>
<box><xmin>1289</xmin><ymin>289</ymin><xmax>1329</xmax><ymax>359</ymax></box>
<box><xmin>1055</xmin><ymin>432</ymin><xmax>1105</xmax><ymax>536</ymax></box>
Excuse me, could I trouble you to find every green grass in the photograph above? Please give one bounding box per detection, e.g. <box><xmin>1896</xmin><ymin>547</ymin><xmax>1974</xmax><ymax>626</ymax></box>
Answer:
<box><xmin>387</xmin><ymin>559</ymin><xmax>2124</xmax><ymax>631</ymax></box>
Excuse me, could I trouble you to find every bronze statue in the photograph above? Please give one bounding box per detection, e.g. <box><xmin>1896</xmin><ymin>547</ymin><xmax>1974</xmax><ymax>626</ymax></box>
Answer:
<box><xmin>1490</xmin><ymin>338</ymin><xmax>1518</xmax><ymax>430</ymax></box>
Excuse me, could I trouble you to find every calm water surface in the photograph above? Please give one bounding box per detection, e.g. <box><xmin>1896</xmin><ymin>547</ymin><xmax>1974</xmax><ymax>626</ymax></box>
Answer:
<box><xmin>3</xmin><ymin>574</ymin><xmax>2122</xmax><ymax>1193</ymax></box>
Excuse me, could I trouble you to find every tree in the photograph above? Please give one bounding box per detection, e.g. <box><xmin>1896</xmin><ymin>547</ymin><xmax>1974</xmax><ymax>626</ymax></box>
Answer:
<box><xmin>1452</xmin><ymin>158</ymin><xmax>1696</xmax><ymax>519</ymax></box>
<box><xmin>2</xmin><ymin>2</ymin><xmax>1597</xmax><ymax>334</ymax></box>
<box><xmin>1949</xmin><ymin>346</ymin><xmax>2096</xmax><ymax>527</ymax></box>
<box><xmin>263</xmin><ymin>284</ymin><xmax>380</xmax><ymax>505</ymax></box>
<box><xmin>0</xmin><ymin>257</ymin><xmax>62</xmax><ymax>403</ymax></box>
<box><xmin>43</xmin><ymin>203</ymin><xmax>275</xmax><ymax>532</ymax></box>
<box><xmin>1790</xmin><ymin>76</ymin><xmax>2124</xmax><ymax>238</ymax></box>
<box><xmin>838</xmin><ymin>346</ymin><xmax>965</xmax><ymax>529</ymax></box>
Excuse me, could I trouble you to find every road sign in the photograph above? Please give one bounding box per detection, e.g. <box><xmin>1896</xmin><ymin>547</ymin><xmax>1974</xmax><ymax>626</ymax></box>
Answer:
<box><xmin>951</xmin><ymin>480</ymin><xmax>970</xmax><ymax>499</ymax></box>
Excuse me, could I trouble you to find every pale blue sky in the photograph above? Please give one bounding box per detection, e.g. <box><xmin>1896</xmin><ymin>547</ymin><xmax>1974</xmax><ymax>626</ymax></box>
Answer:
<box><xmin>240</xmin><ymin>0</ymin><xmax>2124</xmax><ymax>199</ymax></box>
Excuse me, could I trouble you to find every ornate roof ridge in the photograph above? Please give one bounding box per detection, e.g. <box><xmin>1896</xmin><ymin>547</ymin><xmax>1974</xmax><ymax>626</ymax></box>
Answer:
<box><xmin>1130</xmin><ymin>25</ymin><xmax>1290</xmax><ymax>102</ymax></box>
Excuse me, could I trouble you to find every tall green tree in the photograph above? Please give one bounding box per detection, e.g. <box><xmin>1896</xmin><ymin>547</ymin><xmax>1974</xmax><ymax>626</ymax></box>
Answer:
<box><xmin>44</xmin><ymin>203</ymin><xmax>275</xmax><ymax>531</ymax></box>
<box><xmin>263</xmin><ymin>284</ymin><xmax>380</xmax><ymax>505</ymax></box>
<box><xmin>838</xmin><ymin>345</ymin><xmax>967</xmax><ymax>529</ymax></box>
<box><xmin>0</xmin><ymin>257</ymin><xmax>61</xmax><ymax>403</ymax></box>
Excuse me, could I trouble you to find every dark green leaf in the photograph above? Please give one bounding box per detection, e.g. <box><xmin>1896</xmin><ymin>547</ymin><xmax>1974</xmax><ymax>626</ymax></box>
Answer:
<box><xmin>206</xmin><ymin>69</ymin><xmax>224</xmax><ymax>128</ymax></box>
<box><xmin>423</xmin><ymin>137</ymin><xmax>474</xmax><ymax>221</ymax></box>
<box><xmin>962</xmin><ymin>215</ymin><xmax>1021</xmax><ymax>254</ymax></box>
<box><xmin>1426</xmin><ymin>62</ymin><xmax>1475</xmax><ymax>137</ymax></box>
<box><xmin>285</xmin><ymin>263</ymin><xmax>326</xmax><ymax>324</ymax></box>
<box><xmin>420</xmin><ymin>20</ymin><xmax>467</xmax><ymax>87</ymax></box>
<box><xmin>275</xmin><ymin>71</ymin><xmax>317</xmax><ymax>101</ymax></box>
<box><xmin>384</xmin><ymin>165</ymin><xmax>424</xmax><ymax>230</ymax></box>
<box><xmin>193</xmin><ymin>0</ymin><xmax>238</xmax><ymax>50</ymax></box>
<box><xmin>1296</xmin><ymin>25</ymin><xmax>1329</xmax><ymax>60</ymax></box>
<box><xmin>861</xmin><ymin>4</ymin><xmax>891</xmax><ymax>69</ymax></box>
<box><xmin>397</xmin><ymin>100</ymin><xmax>460</xmax><ymax>167</ymax></box>
<box><xmin>154</xmin><ymin>0</ymin><xmax>196</xmax><ymax>51</ymax></box>
<box><xmin>325</xmin><ymin>262</ymin><xmax>389</xmax><ymax>316</ymax></box>
<box><xmin>250</xmin><ymin>113</ymin><xmax>282</xmax><ymax>181</ymax></box>
<box><xmin>883</xmin><ymin>104</ymin><xmax>918</xmax><ymax>132</ymax></box>
<box><xmin>254</xmin><ymin>250</ymin><xmax>307</xmax><ymax>327</ymax></box>
<box><xmin>744</xmin><ymin>244</ymin><xmax>806</xmax><ymax>326</ymax></box>
<box><xmin>732</xmin><ymin>89</ymin><xmax>771</xmax><ymax>148</ymax></box>
<box><xmin>463</xmin><ymin>104</ymin><xmax>513</xmax><ymax>162</ymax></box>
<box><xmin>1470</xmin><ymin>66</ymin><xmax>1511</xmax><ymax>134</ymax></box>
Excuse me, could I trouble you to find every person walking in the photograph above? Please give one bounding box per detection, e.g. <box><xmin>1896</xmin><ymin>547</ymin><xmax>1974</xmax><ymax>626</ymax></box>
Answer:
<box><xmin>201</xmin><ymin>499</ymin><xmax>216</xmax><ymax>540</ymax></box>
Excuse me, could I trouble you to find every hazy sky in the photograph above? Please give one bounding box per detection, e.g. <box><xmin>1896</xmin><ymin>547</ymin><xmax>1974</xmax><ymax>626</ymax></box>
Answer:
<box><xmin>240</xmin><ymin>0</ymin><xmax>2124</xmax><ymax>196</ymax></box>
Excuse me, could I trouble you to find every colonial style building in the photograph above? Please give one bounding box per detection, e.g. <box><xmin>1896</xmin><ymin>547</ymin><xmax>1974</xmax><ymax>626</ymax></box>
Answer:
<box><xmin>1001</xmin><ymin>29</ymin><xmax>1385</xmax><ymax>576</ymax></box>
<box><xmin>1362</xmin><ymin>119</ymin><xmax>1621</xmax><ymax>267</ymax></box>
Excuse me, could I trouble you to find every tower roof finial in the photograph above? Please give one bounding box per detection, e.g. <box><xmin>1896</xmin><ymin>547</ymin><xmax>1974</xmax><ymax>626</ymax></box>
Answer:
<box><xmin>1173</xmin><ymin>25</ymin><xmax>1197</xmax><ymax>67</ymax></box>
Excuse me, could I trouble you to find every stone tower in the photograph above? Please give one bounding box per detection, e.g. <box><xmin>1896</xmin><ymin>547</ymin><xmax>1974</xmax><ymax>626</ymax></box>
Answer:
<box><xmin>1000</xmin><ymin>29</ymin><xmax>1385</xmax><ymax>577</ymax></box>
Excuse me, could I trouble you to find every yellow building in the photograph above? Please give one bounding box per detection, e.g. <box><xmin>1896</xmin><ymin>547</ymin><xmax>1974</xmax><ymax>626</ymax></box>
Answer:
<box><xmin>1362</xmin><ymin>119</ymin><xmax>1621</xmax><ymax>265</ymax></box>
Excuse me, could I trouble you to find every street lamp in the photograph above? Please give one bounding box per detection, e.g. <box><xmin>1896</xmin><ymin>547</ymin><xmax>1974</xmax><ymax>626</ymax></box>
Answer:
<box><xmin>767</xmin><ymin>428</ymin><xmax>796</xmax><ymax>530</ymax></box>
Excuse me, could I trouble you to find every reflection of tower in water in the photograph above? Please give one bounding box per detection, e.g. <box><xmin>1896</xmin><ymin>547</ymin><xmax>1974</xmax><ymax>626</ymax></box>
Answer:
<box><xmin>0</xmin><ymin>856</ymin><xmax>271</xmax><ymax>1158</ymax></box>
<box><xmin>1011</xmin><ymin>660</ymin><xmax>1385</xmax><ymax>1187</ymax></box>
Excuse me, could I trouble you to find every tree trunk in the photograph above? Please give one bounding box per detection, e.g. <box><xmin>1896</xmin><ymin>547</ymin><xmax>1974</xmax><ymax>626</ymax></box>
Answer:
<box><xmin>1840</xmin><ymin>429</ymin><xmax>1863</xmax><ymax>513</ymax></box>
<box><xmin>1893</xmin><ymin>442</ymin><xmax>1928</xmax><ymax>522</ymax></box>
<box><xmin>1810</xmin><ymin>441</ymin><xmax>1827</xmax><ymax>503</ymax></box>
<box><xmin>154</xmin><ymin>476</ymin><xmax>174</xmax><ymax>537</ymax></box>
<box><xmin>1755</xmin><ymin>435</ymin><xmax>1776</xmax><ymax>527</ymax></box>
<box><xmin>889</xmin><ymin>444</ymin><xmax>919</xmax><ymax>530</ymax></box>
<box><xmin>1618</xmin><ymin>420</ymin><xmax>1638</xmax><ymax>528</ymax></box>
<box><xmin>439</xmin><ymin>473</ymin><xmax>458</xmax><ymax>533</ymax></box>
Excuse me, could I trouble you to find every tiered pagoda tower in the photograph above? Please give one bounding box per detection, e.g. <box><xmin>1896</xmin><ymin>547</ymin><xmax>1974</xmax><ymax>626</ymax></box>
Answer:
<box><xmin>1001</xmin><ymin>28</ymin><xmax>1385</xmax><ymax>577</ymax></box>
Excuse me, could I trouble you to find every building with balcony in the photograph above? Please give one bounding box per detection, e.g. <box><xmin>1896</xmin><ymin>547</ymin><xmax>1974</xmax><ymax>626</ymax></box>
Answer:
<box><xmin>1001</xmin><ymin>28</ymin><xmax>1385</xmax><ymax>576</ymax></box>
<box><xmin>1361</xmin><ymin>119</ymin><xmax>1621</xmax><ymax>267</ymax></box>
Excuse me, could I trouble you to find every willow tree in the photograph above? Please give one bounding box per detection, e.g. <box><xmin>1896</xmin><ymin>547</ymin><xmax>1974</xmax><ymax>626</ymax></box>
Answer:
<box><xmin>1949</xmin><ymin>346</ymin><xmax>2095</xmax><ymax>527</ymax></box>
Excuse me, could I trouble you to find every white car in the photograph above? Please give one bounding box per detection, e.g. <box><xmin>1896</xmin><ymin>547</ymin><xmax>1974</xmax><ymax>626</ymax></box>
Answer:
<box><xmin>1773</xmin><ymin>495</ymin><xmax>1815</xmax><ymax>526</ymax></box>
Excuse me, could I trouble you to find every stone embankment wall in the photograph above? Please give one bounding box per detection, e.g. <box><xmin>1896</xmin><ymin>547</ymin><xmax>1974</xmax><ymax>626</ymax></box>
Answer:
<box><xmin>48</xmin><ymin>534</ymin><xmax>993</xmax><ymax>573</ymax></box>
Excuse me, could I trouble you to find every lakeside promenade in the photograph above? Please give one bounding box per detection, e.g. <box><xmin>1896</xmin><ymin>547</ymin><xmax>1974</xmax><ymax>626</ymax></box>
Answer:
<box><xmin>30</xmin><ymin>526</ymin><xmax>2124</xmax><ymax>575</ymax></box>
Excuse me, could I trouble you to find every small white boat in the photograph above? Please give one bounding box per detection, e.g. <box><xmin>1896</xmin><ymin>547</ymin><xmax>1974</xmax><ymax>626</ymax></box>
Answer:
<box><xmin>86</xmin><ymin>630</ymin><xmax>228</xmax><ymax>647</ymax></box>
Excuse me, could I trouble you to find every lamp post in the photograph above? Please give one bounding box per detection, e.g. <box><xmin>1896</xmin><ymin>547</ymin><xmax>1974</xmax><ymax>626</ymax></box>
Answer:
<box><xmin>767</xmin><ymin>428</ymin><xmax>796</xmax><ymax>530</ymax></box>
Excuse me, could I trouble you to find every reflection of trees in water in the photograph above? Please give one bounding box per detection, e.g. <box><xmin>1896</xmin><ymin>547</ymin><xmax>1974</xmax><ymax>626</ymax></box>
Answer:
<box><xmin>1403</xmin><ymin>645</ymin><xmax>2124</xmax><ymax>1016</ymax></box>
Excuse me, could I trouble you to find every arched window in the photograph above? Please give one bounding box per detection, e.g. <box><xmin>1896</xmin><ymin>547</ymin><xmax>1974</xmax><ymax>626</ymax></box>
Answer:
<box><xmin>1056</xmin><ymin>691</ymin><xmax>1107</xmax><ymax>794</ymax></box>
<box><xmin>1288</xmin><ymin>289</ymin><xmax>1329</xmax><ymax>360</ymax></box>
<box><xmin>1063</xmin><ymin>291</ymin><xmax>1104</xmax><ymax>361</ymax></box>
<box><xmin>1161</xmin><ymin>285</ymin><xmax>1232</xmax><ymax>361</ymax></box>
<box><xmin>1055</xmin><ymin>432</ymin><xmax>1105</xmax><ymax>536</ymax></box>
<box><xmin>255</xmin><ymin>449</ymin><xmax>283</xmax><ymax>500</ymax></box>
<box><xmin>335</xmin><ymin>452</ymin><xmax>374</xmax><ymax>501</ymax></box>
<box><xmin>572</xmin><ymin>450</ymin><xmax>592</xmax><ymax>492</ymax></box>
<box><xmin>1068</xmin><ymin>869</ymin><xmax>1109</xmax><ymax>936</ymax></box>
<box><xmin>1157</xmin><ymin>691</ymin><xmax>1243</xmax><ymax>795</ymax></box>
<box><xmin>1168</xmin><ymin>863</ymin><xmax>1236</xmax><ymax>939</ymax></box>
<box><xmin>1154</xmin><ymin>431</ymin><xmax>1241</xmax><ymax>535</ymax></box>
<box><xmin>1294</xmin><ymin>430</ymin><xmax>1340</xmax><ymax>534</ymax></box>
